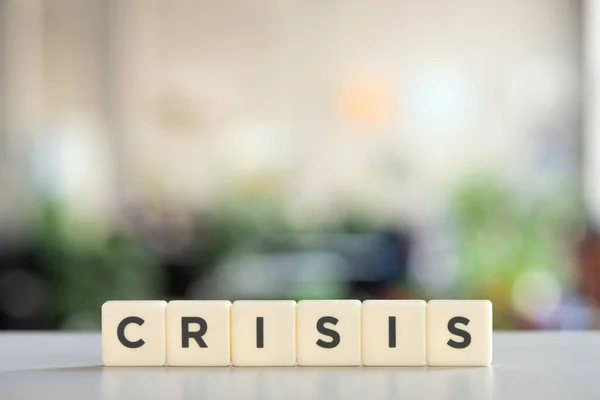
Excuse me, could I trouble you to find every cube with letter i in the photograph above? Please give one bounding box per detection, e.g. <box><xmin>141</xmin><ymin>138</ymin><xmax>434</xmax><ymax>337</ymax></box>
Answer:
<box><xmin>362</xmin><ymin>300</ymin><xmax>427</xmax><ymax>366</ymax></box>
<box><xmin>231</xmin><ymin>300</ymin><xmax>297</xmax><ymax>366</ymax></box>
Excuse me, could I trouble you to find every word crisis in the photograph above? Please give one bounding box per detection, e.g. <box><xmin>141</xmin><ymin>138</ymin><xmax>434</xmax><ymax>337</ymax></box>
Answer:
<box><xmin>102</xmin><ymin>299</ymin><xmax>492</xmax><ymax>367</ymax></box>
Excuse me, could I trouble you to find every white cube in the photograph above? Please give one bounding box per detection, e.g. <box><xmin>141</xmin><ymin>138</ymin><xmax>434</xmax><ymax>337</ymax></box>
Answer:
<box><xmin>166</xmin><ymin>300</ymin><xmax>231</xmax><ymax>366</ymax></box>
<box><xmin>102</xmin><ymin>300</ymin><xmax>167</xmax><ymax>366</ymax></box>
<box><xmin>297</xmin><ymin>300</ymin><xmax>361</xmax><ymax>366</ymax></box>
<box><xmin>362</xmin><ymin>300</ymin><xmax>426</xmax><ymax>366</ymax></box>
<box><xmin>426</xmin><ymin>300</ymin><xmax>493</xmax><ymax>366</ymax></box>
<box><xmin>231</xmin><ymin>300</ymin><xmax>296</xmax><ymax>366</ymax></box>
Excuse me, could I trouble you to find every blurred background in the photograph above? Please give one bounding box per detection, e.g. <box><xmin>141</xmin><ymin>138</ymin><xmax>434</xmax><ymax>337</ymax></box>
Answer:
<box><xmin>0</xmin><ymin>0</ymin><xmax>598</xmax><ymax>331</ymax></box>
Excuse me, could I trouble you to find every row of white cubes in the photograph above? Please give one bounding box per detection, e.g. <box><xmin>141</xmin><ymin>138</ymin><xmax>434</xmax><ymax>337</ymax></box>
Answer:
<box><xmin>102</xmin><ymin>299</ymin><xmax>492</xmax><ymax>367</ymax></box>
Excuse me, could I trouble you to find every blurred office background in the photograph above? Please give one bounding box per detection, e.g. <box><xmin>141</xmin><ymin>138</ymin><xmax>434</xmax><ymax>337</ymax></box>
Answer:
<box><xmin>0</xmin><ymin>0</ymin><xmax>597</xmax><ymax>330</ymax></box>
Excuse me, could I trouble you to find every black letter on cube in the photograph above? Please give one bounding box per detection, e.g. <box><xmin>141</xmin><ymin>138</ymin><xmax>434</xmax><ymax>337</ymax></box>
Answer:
<box><xmin>316</xmin><ymin>316</ymin><xmax>340</xmax><ymax>349</ymax></box>
<box><xmin>447</xmin><ymin>316</ymin><xmax>471</xmax><ymax>349</ymax></box>
<box><xmin>182</xmin><ymin>317</ymin><xmax>208</xmax><ymax>348</ymax></box>
<box><xmin>117</xmin><ymin>316</ymin><xmax>145</xmax><ymax>348</ymax></box>
<box><xmin>256</xmin><ymin>317</ymin><xmax>264</xmax><ymax>348</ymax></box>
<box><xmin>389</xmin><ymin>316</ymin><xmax>396</xmax><ymax>348</ymax></box>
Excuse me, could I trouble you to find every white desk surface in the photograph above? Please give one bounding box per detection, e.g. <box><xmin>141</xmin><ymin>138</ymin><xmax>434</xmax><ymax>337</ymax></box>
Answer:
<box><xmin>0</xmin><ymin>332</ymin><xmax>598</xmax><ymax>399</ymax></box>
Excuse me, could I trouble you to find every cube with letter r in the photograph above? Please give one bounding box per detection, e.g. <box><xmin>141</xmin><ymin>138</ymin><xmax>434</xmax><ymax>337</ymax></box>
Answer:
<box><xmin>426</xmin><ymin>300</ymin><xmax>492</xmax><ymax>366</ymax></box>
<box><xmin>166</xmin><ymin>300</ymin><xmax>231</xmax><ymax>366</ymax></box>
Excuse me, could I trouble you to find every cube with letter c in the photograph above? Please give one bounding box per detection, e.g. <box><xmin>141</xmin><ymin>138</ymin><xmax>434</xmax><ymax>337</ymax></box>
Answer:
<box><xmin>102</xmin><ymin>300</ymin><xmax>167</xmax><ymax>366</ymax></box>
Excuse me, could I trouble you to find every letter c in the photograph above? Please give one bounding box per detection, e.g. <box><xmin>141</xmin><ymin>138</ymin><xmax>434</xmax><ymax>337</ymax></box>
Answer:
<box><xmin>117</xmin><ymin>316</ymin><xmax>145</xmax><ymax>348</ymax></box>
